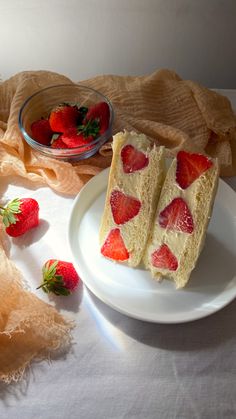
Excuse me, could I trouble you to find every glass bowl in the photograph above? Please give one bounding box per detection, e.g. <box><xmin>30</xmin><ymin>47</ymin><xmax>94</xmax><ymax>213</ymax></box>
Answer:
<box><xmin>18</xmin><ymin>84</ymin><xmax>114</xmax><ymax>161</ymax></box>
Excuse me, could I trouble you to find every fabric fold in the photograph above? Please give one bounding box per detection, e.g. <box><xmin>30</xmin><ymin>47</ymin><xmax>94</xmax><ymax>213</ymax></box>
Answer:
<box><xmin>0</xmin><ymin>69</ymin><xmax>235</xmax><ymax>197</ymax></box>
<box><xmin>0</xmin><ymin>225</ymin><xmax>74</xmax><ymax>384</ymax></box>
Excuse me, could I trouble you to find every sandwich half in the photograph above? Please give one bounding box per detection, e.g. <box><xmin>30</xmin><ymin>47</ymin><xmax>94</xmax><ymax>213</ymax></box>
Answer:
<box><xmin>99</xmin><ymin>130</ymin><xmax>165</xmax><ymax>267</ymax></box>
<box><xmin>143</xmin><ymin>150</ymin><xmax>219</xmax><ymax>288</ymax></box>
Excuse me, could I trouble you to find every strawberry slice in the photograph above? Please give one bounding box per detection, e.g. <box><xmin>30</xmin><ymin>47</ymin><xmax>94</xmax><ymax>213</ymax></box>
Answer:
<box><xmin>151</xmin><ymin>244</ymin><xmax>178</xmax><ymax>271</ymax></box>
<box><xmin>159</xmin><ymin>197</ymin><xmax>194</xmax><ymax>234</ymax></box>
<box><xmin>110</xmin><ymin>190</ymin><xmax>141</xmax><ymax>225</ymax></box>
<box><xmin>176</xmin><ymin>150</ymin><xmax>213</xmax><ymax>189</ymax></box>
<box><xmin>101</xmin><ymin>228</ymin><xmax>129</xmax><ymax>261</ymax></box>
<box><xmin>121</xmin><ymin>145</ymin><xmax>149</xmax><ymax>173</ymax></box>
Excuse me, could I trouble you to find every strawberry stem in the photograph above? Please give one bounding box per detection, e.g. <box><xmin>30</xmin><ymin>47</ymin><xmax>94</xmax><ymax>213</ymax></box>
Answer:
<box><xmin>77</xmin><ymin>119</ymin><xmax>100</xmax><ymax>138</ymax></box>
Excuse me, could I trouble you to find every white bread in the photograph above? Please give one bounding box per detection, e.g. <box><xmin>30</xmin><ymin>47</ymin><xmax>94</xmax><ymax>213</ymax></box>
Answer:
<box><xmin>99</xmin><ymin>130</ymin><xmax>165</xmax><ymax>267</ymax></box>
<box><xmin>143</xmin><ymin>154</ymin><xmax>219</xmax><ymax>288</ymax></box>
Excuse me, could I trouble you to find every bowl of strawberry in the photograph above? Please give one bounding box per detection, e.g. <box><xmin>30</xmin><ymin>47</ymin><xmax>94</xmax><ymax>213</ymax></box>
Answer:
<box><xmin>18</xmin><ymin>84</ymin><xmax>114</xmax><ymax>160</ymax></box>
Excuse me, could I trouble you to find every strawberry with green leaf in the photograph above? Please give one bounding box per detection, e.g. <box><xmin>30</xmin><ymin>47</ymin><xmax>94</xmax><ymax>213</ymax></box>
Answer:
<box><xmin>59</xmin><ymin>108</ymin><xmax>101</xmax><ymax>149</ymax></box>
<box><xmin>38</xmin><ymin>260</ymin><xmax>80</xmax><ymax>296</ymax></box>
<box><xmin>61</xmin><ymin>127</ymin><xmax>95</xmax><ymax>150</ymax></box>
<box><xmin>0</xmin><ymin>198</ymin><xmax>39</xmax><ymax>237</ymax></box>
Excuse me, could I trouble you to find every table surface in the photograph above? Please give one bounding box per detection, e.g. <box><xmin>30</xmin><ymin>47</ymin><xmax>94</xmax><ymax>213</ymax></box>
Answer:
<box><xmin>0</xmin><ymin>90</ymin><xmax>236</xmax><ymax>419</ymax></box>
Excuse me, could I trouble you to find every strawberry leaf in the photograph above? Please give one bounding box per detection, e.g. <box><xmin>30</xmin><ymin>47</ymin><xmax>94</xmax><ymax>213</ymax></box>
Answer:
<box><xmin>0</xmin><ymin>198</ymin><xmax>21</xmax><ymax>227</ymax></box>
<box><xmin>38</xmin><ymin>260</ymin><xmax>71</xmax><ymax>296</ymax></box>
<box><xmin>8</xmin><ymin>198</ymin><xmax>21</xmax><ymax>213</ymax></box>
<box><xmin>77</xmin><ymin>119</ymin><xmax>100</xmax><ymax>138</ymax></box>
<box><xmin>53</xmin><ymin>286</ymin><xmax>71</xmax><ymax>296</ymax></box>
<box><xmin>43</xmin><ymin>260</ymin><xmax>58</xmax><ymax>281</ymax></box>
<box><xmin>5</xmin><ymin>213</ymin><xmax>16</xmax><ymax>227</ymax></box>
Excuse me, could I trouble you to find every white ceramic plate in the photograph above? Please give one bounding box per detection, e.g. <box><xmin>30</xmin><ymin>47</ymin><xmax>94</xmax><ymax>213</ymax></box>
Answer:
<box><xmin>68</xmin><ymin>168</ymin><xmax>236</xmax><ymax>323</ymax></box>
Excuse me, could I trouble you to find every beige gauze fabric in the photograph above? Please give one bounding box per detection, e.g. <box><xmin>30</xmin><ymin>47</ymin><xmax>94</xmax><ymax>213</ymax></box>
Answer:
<box><xmin>0</xmin><ymin>68</ymin><xmax>236</xmax><ymax>384</ymax></box>
<box><xmin>0</xmin><ymin>69</ymin><xmax>236</xmax><ymax>194</ymax></box>
<box><xmin>82</xmin><ymin>69</ymin><xmax>236</xmax><ymax>176</ymax></box>
<box><xmin>0</xmin><ymin>224</ymin><xmax>74</xmax><ymax>384</ymax></box>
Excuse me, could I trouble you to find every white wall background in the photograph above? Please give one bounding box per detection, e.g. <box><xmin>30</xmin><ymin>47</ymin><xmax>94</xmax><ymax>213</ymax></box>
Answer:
<box><xmin>0</xmin><ymin>0</ymin><xmax>235</xmax><ymax>87</ymax></box>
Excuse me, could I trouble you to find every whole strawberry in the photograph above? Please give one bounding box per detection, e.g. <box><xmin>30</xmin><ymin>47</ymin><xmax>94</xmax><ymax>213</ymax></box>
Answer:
<box><xmin>49</xmin><ymin>104</ymin><xmax>80</xmax><ymax>133</ymax></box>
<box><xmin>84</xmin><ymin>101</ymin><xmax>110</xmax><ymax>134</ymax></box>
<box><xmin>38</xmin><ymin>259</ymin><xmax>80</xmax><ymax>296</ymax></box>
<box><xmin>31</xmin><ymin>118</ymin><xmax>53</xmax><ymax>145</ymax></box>
<box><xmin>0</xmin><ymin>198</ymin><xmax>39</xmax><ymax>237</ymax></box>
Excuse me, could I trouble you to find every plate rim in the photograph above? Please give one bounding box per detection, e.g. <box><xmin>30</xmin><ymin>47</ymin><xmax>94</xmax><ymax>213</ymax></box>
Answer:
<box><xmin>68</xmin><ymin>168</ymin><xmax>236</xmax><ymax>324</ymax></box>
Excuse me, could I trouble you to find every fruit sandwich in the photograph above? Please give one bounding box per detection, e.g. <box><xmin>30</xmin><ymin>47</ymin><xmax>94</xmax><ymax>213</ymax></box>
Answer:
<box><xmin>143</xmin><ymin>150</ymin><xmax>219</xmax><ymax>288</ymax></box>
<box><xmin>99</xmin><ymin>131</ymin><xmax>165</xmax><ymax>267</ymax></box>
<box><xmin>99</xmin><ymin>131</ymin><xmax>220</xmax><ymax>288</ymax></box>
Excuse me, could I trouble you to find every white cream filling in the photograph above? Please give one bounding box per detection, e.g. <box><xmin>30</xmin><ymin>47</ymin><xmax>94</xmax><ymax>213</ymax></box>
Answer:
<box><xmin>148</xmin><ymin>159</ymin><xmax>217</xmax><ymax>270</ymax></box>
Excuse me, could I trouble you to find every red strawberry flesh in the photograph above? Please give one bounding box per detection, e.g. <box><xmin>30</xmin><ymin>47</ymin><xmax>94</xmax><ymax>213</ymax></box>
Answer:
<box><xmin>48</xmin><ymin>260</ymin><xmax>79</xmax><ymax>291</ymax></box>
<box><xmin>31</xmin><ymin>119</ymin><xmax>53</xmax><ymax>146</ymax></box>
<box><xmin>49</xmin><ymin>104</ymin><xmax>80</xmax><ymax>133</ymax></box>
<box><xmin>51</xmin><ymin>136</ymin><xmax>68</xmax><ymax>149</ymax></box>
<box><xmin>85</xmin><ymin>101</ymin><xmax>110</xmax><ymax>134</ymax></box>
<box><xmin>121</xmin><ymin>145</ymin><xmax>149</xmax><ymax>173</ymax></box>
<box><xmin>151</xmin><ymin>244</ymin><xmax>178</xmax><ymax>271</ymax></box>
<box><xmin>159</xmin><ymin>197</ymin><xmax>194</xmax><ymax>234</ymax></box>
<box><xmin>101</xmin><ymin>228</ymin><xmax>129</xmax><ymax>261</ymax></box>
<box><xmin>176</xmin><ymin>150</ymin><xmax>213</xmax><ymax>189</ymax></box>
<box><xmin>110</xmin><ymin>190</ymin><xmax>141</xmax><ymax>225</ymax></box>
<box><xmin>61</xmin><ymin>128</ymin><xmax>94</xmax><ymax>150</ymax></box>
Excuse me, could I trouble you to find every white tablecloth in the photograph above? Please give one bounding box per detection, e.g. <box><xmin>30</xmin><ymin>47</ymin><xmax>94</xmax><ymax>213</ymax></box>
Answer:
<box><xmin>0</xmin><ymin>91</ymin><xmax>236</xmax><ymax>419</ymax></box>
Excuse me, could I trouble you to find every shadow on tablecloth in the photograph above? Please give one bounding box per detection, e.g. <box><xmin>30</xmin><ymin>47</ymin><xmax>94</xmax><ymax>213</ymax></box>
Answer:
<box><xmin>87</xmin><ymin>289</ymin><xmax>236</xmax><ymax>352</ymax></box>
